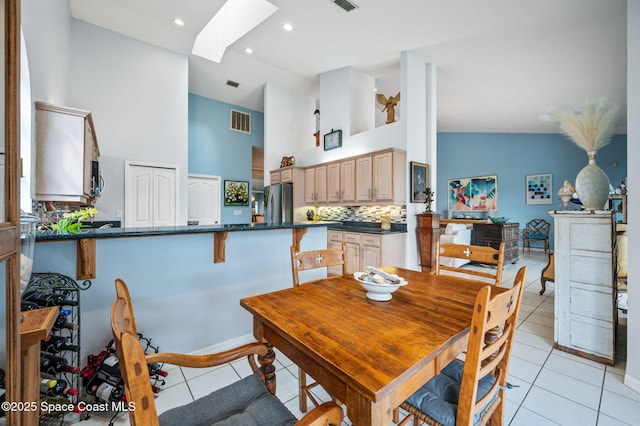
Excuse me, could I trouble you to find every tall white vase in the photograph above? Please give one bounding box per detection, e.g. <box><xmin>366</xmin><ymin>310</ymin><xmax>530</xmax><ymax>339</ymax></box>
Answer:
<box><xmin>575</xmin><ymin>150</ymin><xmax>610</xmax><ymax>210</ymax></box>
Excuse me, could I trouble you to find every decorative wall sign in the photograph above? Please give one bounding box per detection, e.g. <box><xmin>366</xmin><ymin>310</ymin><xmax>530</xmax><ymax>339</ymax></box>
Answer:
<box><xmin>447</xmin><ymin>175</ymin><xmax>498</xmax><ymax>211</ymax></box>
<box><xmin>410</xmin><ymin>161</ymin><xmax>429</xmax><ymax>203</ymax></box>
<box><xmin>224</xmin><ymin>180</ymin><xmax>249</xmax><ymax>206</ymax></box>
<box><xmin>526</xmin><ymin>173</ymin><xmax>553</xmax><ymax>204</ymax></box>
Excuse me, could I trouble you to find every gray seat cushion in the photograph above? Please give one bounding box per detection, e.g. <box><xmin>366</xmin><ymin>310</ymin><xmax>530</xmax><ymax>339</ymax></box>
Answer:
<box><xmin>159</xmin><ymin>373</ymin><xmax>298</xmax><ymax>426</ymax></box>
<box><xmin>405</xmin><ymin>360</ymin><xmax>497</xmax><ymax>426</ymax></box>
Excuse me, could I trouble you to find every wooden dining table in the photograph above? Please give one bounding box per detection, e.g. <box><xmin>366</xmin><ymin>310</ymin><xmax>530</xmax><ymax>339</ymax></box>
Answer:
<box><xmin>240</xmin><ymin>266</ymin><xmax>507</xmax><ymax>425</ymax></box>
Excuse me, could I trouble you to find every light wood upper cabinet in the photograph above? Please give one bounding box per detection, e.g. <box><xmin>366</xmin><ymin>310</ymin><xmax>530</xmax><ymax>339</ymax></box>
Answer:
<box><xmin>315</xmin><ymin>165</ymin><xmax>328</xmax><ymax>203</ymax></box>
<box><xmin>327</xmin><ymin>163</ymin><xmax>341</xmax><ymax>203</ymax></box>
<box><xmin>304</xmin><ymin>168</ymin><xmax>315</xmax><ymax>203</ymax></box>
<box><xmin>355</xmin><ymin>156</ymin><xmax>373</xmax><ymax>202</ymax></box>
<box><xmin>373</xmin><ymin>151</ymin><xmax>393</xmax><ymax>201</ymax></box>
<box><xmin>340</xmin><ymin>159</ymin><xmax>356</xmax><ymax>203</ymax></box>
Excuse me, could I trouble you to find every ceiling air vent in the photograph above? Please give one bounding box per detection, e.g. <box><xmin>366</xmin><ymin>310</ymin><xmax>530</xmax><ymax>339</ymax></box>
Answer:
<box><xmin>230</xmin><ymin>109</ymin><xmax>251</xmax><ymax>134</ymax></box>
<box><xmin>333</xmin><ymin>0</ymin><xmax>358</xmax><ymax>12</ymax></box>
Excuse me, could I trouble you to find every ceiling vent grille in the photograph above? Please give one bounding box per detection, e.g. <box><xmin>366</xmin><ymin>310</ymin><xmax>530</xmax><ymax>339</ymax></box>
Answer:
<box><xmin>333</xmin><ymin>0</ymin><xmax>358</xmax><ymax>12</ymax></box>
<box><xmin>230</xmin><ymin>109</ymin><xmax>251</xmax><ymax>134</ymax></box>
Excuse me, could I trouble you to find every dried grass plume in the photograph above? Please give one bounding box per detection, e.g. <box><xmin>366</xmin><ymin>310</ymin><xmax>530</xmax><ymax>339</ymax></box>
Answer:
<box><xmin>540</xmin><ymin>98</ymin><xmax>620</xmax><ymax>153</ymax></box>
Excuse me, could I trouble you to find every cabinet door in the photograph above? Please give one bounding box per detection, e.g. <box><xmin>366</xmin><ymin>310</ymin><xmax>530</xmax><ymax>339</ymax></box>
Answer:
<box><xmin>188</xmin><ymin>175</ymin><xmax>221</xmax><ymax>225</ymax></box>
<box><xmin>304</xmin><ymin>168</ymin><xmax>315</xmax><ymax>203</ymax></box>
<box><xmin>126</xmin><ymin>164</ymin><xmax>177</xmax><ymax>227</ymax></box>
<box><xmin>327</xmin><ymin>233</ymin><xmax>344</xmax><ymax>276</ymax></box>
<box><xmin>343</xmin><ymin>233</ymin><xmax>362</xmax><ymax>274</ymax></box>
<box><xmin>315</xmin><ymin>165</ymin><xmax>328</xmax><ymax>203</ymax></box>
<box><xmin>355</xmin><ymin>156</ymin><xmax>372</xmax><ymax>202</ymax></box>
<box><xmin>373</xmin><ymin>151</ymin><xmax>393</xmax><ymax>201</ymax></box>
<box><xmin>270</xmin><ymin>171</ymin><xmax>281</xmax><ymax>184</ymax></box>
<box><xmin>327</xmin><ymin>163</ymin><xmax>341</xmax><ymax>203</ymax></box>
<box><xmin>341</xmin><ymin>159</ymin><xmax>356</xmax><ymax>203</ymax></box>
<box><xmin>362</xmin><ymin>245</ymin><xmax>381</xmax><ymax>269</ymax></box>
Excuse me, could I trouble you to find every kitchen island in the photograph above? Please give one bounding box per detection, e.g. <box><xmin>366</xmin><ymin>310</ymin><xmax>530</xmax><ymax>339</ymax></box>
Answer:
<box><xmin>30</xmin><ymin>222</ymin><xmax>336</xmax><ymax>363</ymax></box>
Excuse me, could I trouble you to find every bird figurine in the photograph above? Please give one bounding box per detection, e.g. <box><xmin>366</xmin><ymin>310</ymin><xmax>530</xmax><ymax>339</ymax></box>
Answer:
<box><xmin>376</xmin><ymin>92</ymin><xmax>400</xmax><ymax>124</ymax></box>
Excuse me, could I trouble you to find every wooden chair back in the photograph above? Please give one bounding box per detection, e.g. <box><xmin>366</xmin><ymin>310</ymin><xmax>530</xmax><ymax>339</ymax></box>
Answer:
<box><xmin>457</xmin><ymin>266</ymin><xmax>527</xmax><ymax>425</ymax></box>
<box><xmin>435</xmin><ymin>240</ymin><xmax>506</xmax><ymax>286</ymax></box>
<box><xmin>290</xmin><ymin>243</ymin><xmax>346</xmax><ymax>286</ymax></box>
<box><xmin>111</xmin><ymin>282</ymin><xmax>159</xmax><ymax>426</ymax></box>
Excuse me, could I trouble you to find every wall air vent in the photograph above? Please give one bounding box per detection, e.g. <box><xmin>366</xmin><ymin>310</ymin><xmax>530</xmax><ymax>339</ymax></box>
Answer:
<box><xmin>230</xmin><ymin>109</ymin><xmax>251</xmax><ymax>134</ymax></box>
<box><xmin>226</xmin><ymin>80</ymin><xmax>240</xmax><ymax>88</ymax></box>
<box><xmin>333</xmin><ymin>0</ymin><xmax>358</xmax><ymax>12</ymax></box>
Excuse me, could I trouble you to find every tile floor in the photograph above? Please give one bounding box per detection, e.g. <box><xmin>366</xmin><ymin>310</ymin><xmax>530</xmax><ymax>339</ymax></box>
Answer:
<box><xmin>64</xmin><ymin>250</ymin><xmax>639</xmax><ymax>426</ymax></box>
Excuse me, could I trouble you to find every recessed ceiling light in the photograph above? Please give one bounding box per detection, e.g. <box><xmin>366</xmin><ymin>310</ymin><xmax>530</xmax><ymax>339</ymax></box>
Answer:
<box><xmin>173</xmin><ymin>17</ymin><xmax>185</xmax><ymax>27</ymax></box>
<box><xmin>283</xmin><ymin>23</ymin><xmax>293</xmax><ymax>31</ymax></box>
<box><xmin>245</xmin><ymin>47</ymin><xmax>253</xmax><ymax>54</ymax></box>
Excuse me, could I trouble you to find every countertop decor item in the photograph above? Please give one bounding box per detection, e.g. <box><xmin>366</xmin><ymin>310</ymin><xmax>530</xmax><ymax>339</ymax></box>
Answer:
<box><xmin>558</xmin><ymin>180</ymin><xmax>576</xmax><ymax>209</ymax></box>
<box><xmin>540</xmin><ymin>98</ymin><xmax>620</xmax><ymax>210</ymax></box>
<box><xmin>488</xmin><ymin>216</ymin><xmax>509</xmax><ymax>224</ymax></box>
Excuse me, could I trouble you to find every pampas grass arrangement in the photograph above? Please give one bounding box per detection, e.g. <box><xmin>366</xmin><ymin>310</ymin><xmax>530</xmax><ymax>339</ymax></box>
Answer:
<box><xmin>540</xmin><ymin>98</ymin><xmax>620</xmax><ymax>153</ymax></box>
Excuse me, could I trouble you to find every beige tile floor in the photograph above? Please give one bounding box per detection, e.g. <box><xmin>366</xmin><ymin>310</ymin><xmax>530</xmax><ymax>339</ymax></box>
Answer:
<box><xmin>64</xmin><ymin>250</ymin><xmax>639</xmax><ymax>426</ymax></box>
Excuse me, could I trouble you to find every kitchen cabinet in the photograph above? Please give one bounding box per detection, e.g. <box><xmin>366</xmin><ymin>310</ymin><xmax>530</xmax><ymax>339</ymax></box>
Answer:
<box><xmin>35</xmin><ymin>102</ymin><xmax>100</xmax><ymax>205</ymax></box>
<box><xmin>355</xmin><ymin>156</ymin><xmax>373</xmax><ymax>202</ymax></box>
<box><xmin>340</xmin><ymin>159</ymin><xmax>356</xmax><ymax>203</ymax></box>
<box><xmin>471</xmin><ymin>222</ymin><xmax>519</xmax><ymax>264</ymax></box>
<box><xmin>304</xmin><ymin>165</ymin><xmax>328</xmax><ymax>204</ymax></box>
<box><xmin>550</xmin><ymin>211</ymin><xmax>616</xmax><ymax>365</ymax></box>
<box><xmin>327</xmin><ymin>162</ymin><xmax>341</xmax><ymax>203</ymax></box>
<box><xmin>327</xmin><ymin>230</ymin><xmax>406</xmax><ymax>275</ymax></box>
<box><xmin>355</xmin><ymin>149</ymin><xmax>406</xmax><ymax>204</ymax></box>
<box><xmin>271</xmin><ymin>166</ymin><xmax>296</xmax><ymax>184</ymax></box>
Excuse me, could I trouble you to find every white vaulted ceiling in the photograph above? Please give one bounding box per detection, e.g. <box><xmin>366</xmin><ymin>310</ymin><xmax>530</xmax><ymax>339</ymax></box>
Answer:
<box><xmin>69</xmin><ymin>0</ymin><xmax>628</xmax><ymax>133</ymax></box>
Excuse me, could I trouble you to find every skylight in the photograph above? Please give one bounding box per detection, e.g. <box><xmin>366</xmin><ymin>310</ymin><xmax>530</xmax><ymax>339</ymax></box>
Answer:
<box><xmin>192</xmin><ymin>0</ymin><xmax>278</xmax><ymax>63</ymax></box>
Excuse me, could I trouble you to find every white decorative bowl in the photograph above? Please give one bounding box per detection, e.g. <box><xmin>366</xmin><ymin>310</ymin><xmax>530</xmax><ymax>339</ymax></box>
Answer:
<box><xmin>353</xmin><ymin>272</ymin><xmax>408</xmax><ymax>301</ymax></box>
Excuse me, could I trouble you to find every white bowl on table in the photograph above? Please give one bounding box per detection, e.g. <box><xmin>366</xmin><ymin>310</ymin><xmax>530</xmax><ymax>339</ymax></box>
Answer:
<box><xmin>353</xmin><ymin>271</ymin><xmax>408</xmax><ymax>301</ymax></box>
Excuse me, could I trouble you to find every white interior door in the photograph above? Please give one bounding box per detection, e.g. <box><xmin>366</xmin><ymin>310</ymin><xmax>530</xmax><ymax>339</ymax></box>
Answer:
<box><xmin>188</xmin><ymin>174</ymin><xmax>220</xmax><ymax>225</ymax></box>
<box><xmin>125</xmin><ymin>162</ymin><xmax>177</xmax><ymax>227</ymax></box>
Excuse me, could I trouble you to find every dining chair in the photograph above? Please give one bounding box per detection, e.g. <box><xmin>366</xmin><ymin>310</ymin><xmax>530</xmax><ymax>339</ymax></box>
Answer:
<box><xmin>290</xmin><ymin>243</ymin><xmax>346</xmax><ymax>412</ymax></box>
<box><xmin>395</xmin><ymin>266</ymin><xmax>527</xmax><ymax>426</ymax></box>
<box><xmin>111</xmin><ymin>279</ymin><xmax>344</xmax><ymax>426</ymax></box>
<box><xmin>435</xmin><ymin>240</ymin><xmax>506</xmax><ymax>286</ymax></box>
<box><xmin>522</xmin><ymin>218</ymin><xmax>550</xmax><ymax>254</ymax></box>
<box><xmin>290</xmin><ymin>243</ymin><xmax>346</xmax><ymax>286</ymax></box>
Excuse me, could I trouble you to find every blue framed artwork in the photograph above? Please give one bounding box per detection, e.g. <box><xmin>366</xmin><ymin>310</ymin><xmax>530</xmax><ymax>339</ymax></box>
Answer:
<box><xmin>526</xmin><ymin>173</ymin><xmax>552</xmax><ymax>204</ymax></box>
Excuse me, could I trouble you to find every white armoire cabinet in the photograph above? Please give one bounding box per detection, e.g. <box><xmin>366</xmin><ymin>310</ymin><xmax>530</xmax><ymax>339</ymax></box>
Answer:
<box><xmin>549</xmin><ymin>210</ymin><xmax>616</xmax><ymax>365</ymax></box>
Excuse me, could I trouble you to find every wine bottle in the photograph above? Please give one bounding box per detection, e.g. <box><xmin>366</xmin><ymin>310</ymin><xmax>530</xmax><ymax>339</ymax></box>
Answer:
<box><xmin>149</xmin><ymin>363</ymin><xmax>168</xmax><ymax>377</ymax></box>
<box><xmin>52</xmin><ymin>310</ymin><xmax>78</xmax><ymax>331</ymax></box>
<box><xmin>86</xmin><ymin>378</ymin><xmax>125</xmax><ymax>402</ymax></box>
<box><xmin>22</xmin><ymin>291</ymin><xmax>78</xmax><ymax>307</ymax></box>
<box><xmin>20</xmin><ymin>301</ymin><xmax>41</xmax><ymax>311</ymax></box>
<box><xmin>40</xmin><ymin>378</ymin><xmax>57</xmax><ymax>392</ymax></box>
<box><xmin>40</xmin><ymin>353</ymin><xmax>79</xmax><ymax>374</ymax></box>
<box><xmin>41</xmin><ymin>335</ymin><xmax>80</xmax><ymax>353</ymax></box>
<box><xmin>42</xmin><ymin>379</ymin><xmax>79</xmax><ymax>397</ymax></box>
<box><xmin>98</xmin><ymin>353</ymin><xmax>121</xmax><ymax>377</ymax></box>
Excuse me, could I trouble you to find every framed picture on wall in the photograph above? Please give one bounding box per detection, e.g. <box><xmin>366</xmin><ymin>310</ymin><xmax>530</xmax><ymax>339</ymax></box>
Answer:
<box><xmin>224</xmin><ymin>180</ymin><xmax>249</xmax><ymax>206</ymax></box>
<box><xmin>410</xmin><ymin>162</ymin><xmax>429</xmax><ymax>202</ymax></box>
<box><xmin>526</xmin><ymin>173</ymin><xmax>553</xmax><ymax>204</ymax></box>
<box><xmin>447</xmin><ymin>175</ymin><xmax>498</xmax><ymax>211</ymax></box>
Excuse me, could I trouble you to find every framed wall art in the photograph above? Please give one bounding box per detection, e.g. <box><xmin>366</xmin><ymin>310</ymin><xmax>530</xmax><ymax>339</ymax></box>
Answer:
<box><xmin>447</xmin><ymin>175</ymin><xmax>498</xmax><ymax>211</ymax></box>
<box><xmin>526</xmin><ymin>173</ymin><xmax>553</xmax><ymax>204</ymax></box>
<box><xmin>410</xmin><ymin>161</ymin><xmax>429</xmax><ymax>202</ymax></box>
<box><xmin>224</xmin><ymin>180</ymin><xmax>249</xmax><ymax>206</ymax></box>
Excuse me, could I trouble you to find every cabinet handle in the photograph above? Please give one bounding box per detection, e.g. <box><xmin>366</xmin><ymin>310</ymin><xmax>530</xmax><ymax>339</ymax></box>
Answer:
<box><xmin>368</xmin><ymin>189</ymin><xmax>371</xmax><ymax>198</ymax></box>
<box><xmin>336</xmin><ymin>191</ymin><xmax>339</xmax><ymax>199</ymax></box>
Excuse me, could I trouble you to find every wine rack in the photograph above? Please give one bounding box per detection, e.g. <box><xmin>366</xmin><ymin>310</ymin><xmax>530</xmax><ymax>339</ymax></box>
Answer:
<box><xmin>22</xmin><ymin>272</ymin><xmax>91</xmax><ymax>424</ymax></box>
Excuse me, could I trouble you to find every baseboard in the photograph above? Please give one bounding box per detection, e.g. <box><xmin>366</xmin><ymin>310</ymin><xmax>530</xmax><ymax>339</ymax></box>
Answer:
<box><xmin>624</xmin><ymin>372</ymin><xmax>640</xmax><ymax>394</ymax></box>
<box><xmin>188</xmin><ymin>333</ymin><xmax>256</xmax><ymax>355</ymax></box>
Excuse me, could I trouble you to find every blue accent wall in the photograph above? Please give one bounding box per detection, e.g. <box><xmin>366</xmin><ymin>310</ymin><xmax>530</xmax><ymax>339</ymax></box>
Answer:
<box><xmin>436</xmin><ymin>133</ymin><xmax>627</xmax><ymax>247</ymax></box>
<box><xmin>188</xmin><ymin>93</ymin><xmax>264</xmax><ymax>224</ymax></box>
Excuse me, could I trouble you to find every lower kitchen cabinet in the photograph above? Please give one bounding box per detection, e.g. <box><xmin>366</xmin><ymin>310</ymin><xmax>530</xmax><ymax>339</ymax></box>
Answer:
<box><xmin>327</xmin><ymin>230</ymin><xmax>406</xmax><ymax>275</ymax></box>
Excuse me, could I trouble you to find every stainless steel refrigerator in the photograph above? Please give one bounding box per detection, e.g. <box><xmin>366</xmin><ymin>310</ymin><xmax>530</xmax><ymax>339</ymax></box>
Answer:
<box><xmin>266</xmin><ymin>183</ymin><xmax>294</xmax><ymax>224</ymax></box>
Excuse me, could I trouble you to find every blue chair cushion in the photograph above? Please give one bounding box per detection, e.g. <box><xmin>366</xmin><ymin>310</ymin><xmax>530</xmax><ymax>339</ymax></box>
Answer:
<box><xmin>405</xmin><ymin>360</ymin><xmax>497</xmax><ymax>426</ymax></box>
<box><xmin>159</xmin><ymin>373</ymin><xmax>298</xmax><ymax>426</ymax></box>
<box><xmin>525</xmin><ymin>234</ymin><xmax>547</xmax><ymax>239</ymax></box>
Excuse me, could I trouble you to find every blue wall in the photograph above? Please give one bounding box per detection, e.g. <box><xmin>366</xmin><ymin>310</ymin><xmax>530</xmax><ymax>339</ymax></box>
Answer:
<box><xmin>188</xmin><ymin>94</ymin><xmax>264</xmax><ymax>224</ymax></box>
<box><xmin>436</xmin><ymin>133</ymin><xmax>627</xmax><ymax>247</ymax></box>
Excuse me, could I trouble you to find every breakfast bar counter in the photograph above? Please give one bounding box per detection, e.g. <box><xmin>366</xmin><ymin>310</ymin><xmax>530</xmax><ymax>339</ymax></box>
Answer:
<box><xmin>30</xmin><ymin>223</ymin><xmax>335</xmax><ymax>364</ymax></box>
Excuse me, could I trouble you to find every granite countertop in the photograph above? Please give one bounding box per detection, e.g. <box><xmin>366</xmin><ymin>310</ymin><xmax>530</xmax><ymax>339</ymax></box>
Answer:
<box><xmin>36</xmin><ymin>221</ymin><xmax>340</xmax><ymax>241</ymax></box>
<box><xmin>327</xmin><ymin>221</ymin><xmax>407</xmax><ymax>235</ymax></box>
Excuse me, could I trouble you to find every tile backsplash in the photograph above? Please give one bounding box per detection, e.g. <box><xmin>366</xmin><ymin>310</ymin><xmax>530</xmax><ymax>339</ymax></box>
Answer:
<box><xmin>317</xmin><ymin>206</ymin><xmax>407</xmax><ymax>224</ymax></box>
